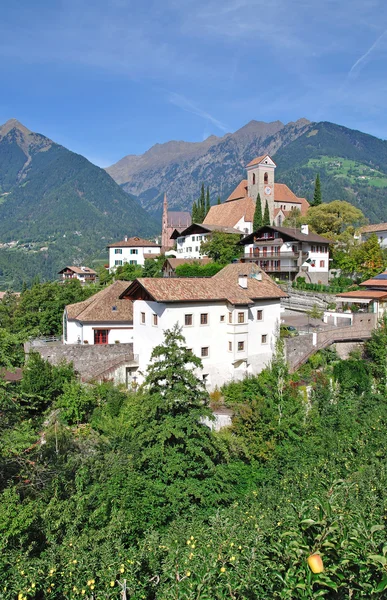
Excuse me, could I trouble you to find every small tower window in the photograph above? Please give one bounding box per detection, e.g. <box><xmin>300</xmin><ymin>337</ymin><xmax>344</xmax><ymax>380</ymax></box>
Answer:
<box><xmin>264</xmin><ymin>172</ymin><xmax>268</xmax><ymax>184</ymax></box>
<box><xmin>252</xmin><ymin>173</ymin><xmax>256</xmax><ymax>185</ymax></box>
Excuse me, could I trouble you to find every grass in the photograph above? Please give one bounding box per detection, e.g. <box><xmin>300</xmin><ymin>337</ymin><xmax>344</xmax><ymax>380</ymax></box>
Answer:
<box><xmin>306</xmin><ymin>155</ymin><xmax>387</xmax><ymax>188</ymax></box>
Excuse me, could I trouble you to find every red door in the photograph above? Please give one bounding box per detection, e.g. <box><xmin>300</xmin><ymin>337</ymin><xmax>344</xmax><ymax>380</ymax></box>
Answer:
<box><xmin>94</xmin><ymin>329</ymin><xmax>109</xmax><ymax>344</ymax></box>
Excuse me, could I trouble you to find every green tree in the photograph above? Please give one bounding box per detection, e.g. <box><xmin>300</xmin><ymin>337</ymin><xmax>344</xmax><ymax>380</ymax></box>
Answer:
<box><xmin>114</xmin><ymin>263</ymin><xmax>143</xmax><ymax>281</ymax></box>
<box><xmin>253</xmin><ymin>193</ymin><xmax>263</xmax><ymax>230</ymax></box>
<box><xmin>191</xmin><ymin>200</ymin><xmax>198</xmax><ymax>222</ymax></box>
<box><xmin>217</xmin><ymin>196</ymin><xmax>221</xmax><ymax>205</ymax></box>
<box><xmin>263</xmin><ymin>199</ymin><xmax>270</xmax><ymax>226</ymax></box>
<box><xmin>197</xmin><ymin>184</ymin><xmax>206</xmax><ymax>223</ymax></box>
<box><xmin>200</xmin><ymin>231</ymin><xmax>242</xmax><ymax>264</ymax></box>
<box><xmin>206</xmin><ymin>187</ymin><xmax>211</xmax><ymax>217</ymax></box>
<box><xmin>283</xmin><ymin>207</ymin><xmax>302</xmax><ymax>229</ymax></box>
<box><xmin>312</xmin><ymin>173</ymin><xmax>322</xmax><ymax>206</ymax></box>
<box><xmin>306</xmin><ymin>200</ymin><xmax>366</xmax><ymax>236</ymax></box>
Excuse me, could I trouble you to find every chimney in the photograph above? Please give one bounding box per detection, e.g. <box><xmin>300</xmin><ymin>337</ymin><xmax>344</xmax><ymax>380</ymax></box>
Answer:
<box><xmin>124</xmin><ymin>235</ymin><xmax>128</xmax><ymax>242</ymax></box>
<box><xmin>301</xmin><ymin>224</ymin><xmax>309</xmax><ymax>235</ymax></box>
<box><xmin>238</xmin><ymin>274</ymin><xmax>248</xmax><ymax>289</ymax></box>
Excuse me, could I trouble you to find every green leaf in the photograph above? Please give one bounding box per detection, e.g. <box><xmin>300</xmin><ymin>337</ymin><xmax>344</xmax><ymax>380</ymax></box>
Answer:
<box><xmin>368</xmin><ymin>555</ymin><xmax>387</xmax><ymax>566</ymax></box>
<box><xmin>375</xmin><ymin>577</ymin><xmax>387</xmax><ymax>593</ymax></box>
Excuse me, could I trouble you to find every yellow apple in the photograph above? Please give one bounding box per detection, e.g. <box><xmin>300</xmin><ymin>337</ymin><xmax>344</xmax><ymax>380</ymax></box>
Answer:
<box><xmin>307</xmin><ymin>553</ymin><xmax>324</xmax><ymax>573</ymax></box>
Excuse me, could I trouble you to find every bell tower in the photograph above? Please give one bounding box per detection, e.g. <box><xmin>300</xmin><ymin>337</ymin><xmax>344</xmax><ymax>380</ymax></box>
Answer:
<box><xmin>246</xmin><ymin>155</ymin><xmax>276</xmax><ymax>224</ymax></box>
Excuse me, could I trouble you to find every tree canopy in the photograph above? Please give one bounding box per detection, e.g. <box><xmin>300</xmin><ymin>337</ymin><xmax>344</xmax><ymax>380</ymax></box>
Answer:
<box><xmin>306</xmin><ymin>200</ymin><xmax>367</xmax><ymax>236</ymax></box>
<box><xmin>200</xmin><ymin>231</ymin><xmax>242</xmax><ymax>264</ymax></box>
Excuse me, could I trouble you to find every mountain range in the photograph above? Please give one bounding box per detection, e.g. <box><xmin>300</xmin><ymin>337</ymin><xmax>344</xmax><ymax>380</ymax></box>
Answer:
<box><xmin>107</xmin><ymin>119</ymin><xmax>387</xmax><ymax>223</ymax></box>
<box><xmin>0</xmin><ymin>119</ymin><xmax>157</xmax><ymax>288</ymax></box>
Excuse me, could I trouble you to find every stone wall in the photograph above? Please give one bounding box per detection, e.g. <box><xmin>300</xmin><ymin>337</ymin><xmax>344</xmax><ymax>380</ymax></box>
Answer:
<box><xmin>281</xmin><ymin>287</ymin><xmax>337</xmax><ymax>312</ymax></box>
<box><xmin>26</xmin><ymin>342</ymin><xmax>135</xmax><ymax>382</ymax></box>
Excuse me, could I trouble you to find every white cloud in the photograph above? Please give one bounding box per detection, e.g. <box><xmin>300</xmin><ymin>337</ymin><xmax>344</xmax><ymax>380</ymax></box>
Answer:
<box><xmin>168</xmin><ymin>92</ymin><xmax>228</xmax><ymax>132</ymax></box>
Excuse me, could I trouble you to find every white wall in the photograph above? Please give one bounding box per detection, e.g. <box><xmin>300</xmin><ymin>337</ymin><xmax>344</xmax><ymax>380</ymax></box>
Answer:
<box><xmin>362</xmin><ymin>231</ymin><xmax>387</xmax><ymax>249</ymax></box>
<box><xmin>244</xmin><ymin>240</ymin><xmax>329</xmax><ymax>275</ymax></box>
<box><xmin>175</xmin><ymin>233</ymin><xmax>208</xmax><ymax>259</ymax></box>
<box><xmin>132</xmin><ymin>298</ymin><xmax>280</xmax><ymax>390</ymax></box>
<box><xmin>109</xmin><ymin>246</ymin><xmax>160</xmax><ymax>270</ymax></box>
<box><xmin>65</xmin><ymin>319</ymin><xmax>133</xmax><ymax>345</ymax></box>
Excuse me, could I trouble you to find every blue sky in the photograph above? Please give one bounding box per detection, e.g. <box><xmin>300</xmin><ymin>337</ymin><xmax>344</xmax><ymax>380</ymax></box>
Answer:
<box><xmin>1</xmin><ymin>0</ymin><xmax>387</xmax><ymax>166</ymax></box>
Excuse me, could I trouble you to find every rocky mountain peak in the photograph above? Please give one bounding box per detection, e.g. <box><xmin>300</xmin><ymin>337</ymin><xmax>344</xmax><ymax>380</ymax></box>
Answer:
<box><xmin>0</xmin><ymin>119</ymin><xmax>32</xmax><ymax>139</ymax></box>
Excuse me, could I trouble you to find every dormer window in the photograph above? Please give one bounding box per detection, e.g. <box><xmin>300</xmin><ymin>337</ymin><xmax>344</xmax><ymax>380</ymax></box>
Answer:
<box><xmin>112</xmin><ymin>306</ymin><xmax>117</xmax><ymax>312</ymax></box>
<box><xmin>264</xmin><ymin>172</ymin><xmax>268</xmax><ymax>184</ymax></box>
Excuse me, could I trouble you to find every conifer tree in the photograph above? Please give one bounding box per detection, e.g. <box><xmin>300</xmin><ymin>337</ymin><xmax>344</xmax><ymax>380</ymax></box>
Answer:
<box><xmin>263</xmin><ymin>200</ymin><xmax>270</xmax><ymax>226</ymax></box>
<box><xmin>217</xmin><ymin>196</ymin><xmax>221</xmax><ymax>205</ymax></box>
<box><xmin>206</xmin><ymin>187</ymin><xmax>211</xmax><ymax>216</ymax></box>
<box><xmin>313</xmin><ymin>173</ymin><xmax>322</xmax><ymax>206</ymax></box>
<box><xmin>253</xmin><ymin>193</ymin><xmax>263</xmax><ymax>231</ymax></box>
<box><xmin>197</xmin><ymin>183</ymin><xmax>206</xmax><ymax>223</ymax></box>
<box><xmin>191</xmin><ymin>201</ymin><xmax>198</xmax><ymax>222</ymax></box>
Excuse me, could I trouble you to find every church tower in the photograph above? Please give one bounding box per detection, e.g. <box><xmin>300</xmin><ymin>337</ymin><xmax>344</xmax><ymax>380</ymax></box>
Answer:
<box><xmin>161</xmin><ymin>192</ymin><xmax>169</xmax><ymax>249</ymax></box>
<box><xmin>246</xmin><ymin>155</ymin><xmax>276</xmax><ymax>224</ymax></box>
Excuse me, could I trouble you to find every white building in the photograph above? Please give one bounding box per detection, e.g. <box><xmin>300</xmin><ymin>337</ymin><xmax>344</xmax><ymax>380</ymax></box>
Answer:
<box><xmin>120</xmin><ymin>263</ymin><xmax>287</xmax><ymax>390</ymax></box>
<box><xmin>58</xmin><ymin>266</ymin><xmax>97</xmax><ymax>283</ymax></box>
<box><xmin>171</xmin><ymin>224</ymin><xmax>242</xmax><ymax>259</ymax></box>
<box><xmin>63</xmin><ymin>280</ymin><xmax>133</xmax><ymax>345</ymax></box>
<box><xmin>360</xmin><ymin>223</ymin><xmax>387</xmax><ymax>248</ymax></box>
<box><xmin>240</xmin><ymin>224</ymin><xmax>331</xmax><ymax>284</ymax></box>
<box><xmin>107</xmin><ymin>236</ymin><xmax>161</xmax><ymax>271</ymax></box>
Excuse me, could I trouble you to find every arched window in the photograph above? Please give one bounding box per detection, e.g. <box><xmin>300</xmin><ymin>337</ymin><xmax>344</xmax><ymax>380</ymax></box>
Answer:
<box><xmin>264</xmin><ymin>172</ymin><xmax>268</xmax><ymax>184</ymax></box>
<box><xmin>252</xmin><ymin>173</ymin><xmax>256</xmax><ymax>185</ymax></box>
<box><xmin>278</xmin><ymin>215</ymin><xmax>282</xmax><ymax>226</ymax></box>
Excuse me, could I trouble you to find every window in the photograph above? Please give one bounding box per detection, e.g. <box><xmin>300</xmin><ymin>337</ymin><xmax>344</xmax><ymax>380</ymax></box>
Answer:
<box><xmin>228</xmin><ymin>312</ymin><xmax>233</xmax><ymax>323</ymax></box>
<box><xmin>129</xmin><ymin>260</ymin><xmax>137</xmax><ymax>265</ymax></box>
<box><xmin>220</xmin><ymin>315</ymin><xmax>225</xmax><ymax>322</ymax></box>
<box><xmin>264</xmin><ymin>172</ymin><xmax>268</xmax><ymax>184</ymax></box>
<box><xmin>310</xmin><ymin>260</ymin><xmax>316</xmax><ymax>267</ymax></box>
<box><xmin>252</xmin><ymin>173</ymin><xmax>256</xmax><ymax>185</ymax></box>
<box><xmin>261</xmin><ymin>334</ymin><xmax>267</xmax><ymax>344</ymax></box>
<box><xmin>257</xmin><ymin>309</ymin><xmax>263</xmax><ymax>321</ymax></box>
<box><xmin>94</xmin><ymin>329</ymin><xmax>109</xmax><ymax>345</ymax></box>
<box><xmin>311</xmin><ymin>245</ymin><xmax>316</xmax><ymax>252</ymax></box>
<box><xmin>114</xmin><ymin>249</ymin><xmax>122</xmax><ymax>254</ymax></box>
<box><xmin>200</xmin><ymin>313</ymin><xmax>208</xmax><ymax>325</ymax></box>
<box><xmin>185</xmin><ymin>314</ymin><xmax>193</xmax><ymax>326</ymax></box>
<box><xmin>238</xmin><ymin>312</ymin><xmax>245</xmax><ymax>323</ymax></box>
<box><xmin>130</xmin><ymin>249</ymin><xmax>138</xmax><ymax>254</ymax></box>
<box><xmin>201</xmin><ymin>347</ymin><xmax>209</xmax><ymax>357</ymax></box>
<box><xmin>115</xmin><ymin>260</ymin><xmax>123</xmax><ymax>266</ymax></box>
<box><xmin>202</xmin><ymin>374</ymin><xmax>208</xmax><ymax>382</ymax></box>
<box><xmin>192</xmin><ymin>236</ymin><xmax>196</xmax><ymax>242</ymax></box>
<box><xmin>238</xmin><ymin>341</ymin><xmax>244</xmax><ymax>351</ymax></box>
<box><xmin>228</xmin><ymin>341</ymin><xmax>232</xmax><ymax>351</ymax></box>
<box><xmin>153</xmin><ymin>314</ymin><xmax>158</xmax><ymax>326</ymax></box>
<box><xmin>187</xmin><ymin>247</ymin><xmax>192</xmax><ymax>252</ymax></box>
<box><xmin>141</xmin><ymin>312</ymin><xmax>145</xmax><ymax>324</ymax></box>
<box><xmin>195</xmin><ymin>246</ymin><xmax>199</xmax><ymax>252</ymax></box>
<box><xmin>320</xmin><ymin>260</ymin><xmax>325</xmax><ymax>268</ymax></box>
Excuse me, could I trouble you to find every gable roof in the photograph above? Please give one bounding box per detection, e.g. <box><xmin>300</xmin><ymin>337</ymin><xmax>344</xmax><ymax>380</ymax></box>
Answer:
<box><xmin>107</xmin><ymin>237</ymin><xmax>161</xmax><ymax>248</ymax></box>
<box><xmin>246</xmin><ymin>155</ymin><xmax>276</xmax><ymax>167</ymax></box>
<box><xmin>167</xmin><ymin>211</ymin><xmax>192</xmax><ymax>228</ymax></box>
<box><xmin>360</xmin><ymin>271</ymin><xmax>387</xmax><ymax>288</ymax></box>
<box><xmin>170</xmin><ymin>222</ymin><xmax>242</xmax><ymax>239</ymax></box>
<box><xmin>336</xmin><ymin>290</ymin><xmax>387</xmax><ymax>300</ymax></box>
<box><xmin>163</xmin><ymin>257</ymin><xmax>212</xmax><ymax>270</ymax></box>
<box><xmin>240</xmin><ymin>225</ymin><xmax>332</xmax><ymax>245</ymax></box>
<box><xmin>66</xmin><ymin>280</ymin><xmax>133</xmax><ymax>323</ymax></box>
<box><xmin>274</xmin><ymin>184</ymin><xmax>310</xmax><ymax>214</ymax></box>
<box><xmin>203</xmin><ymin>196</ymin><xmax>255</xmax><ymax>229</ymax></box>
<box><xmin>227</xmin><ymin>179</ymin><xmax>248</xmax><ymax>201</ymax></box>
<box><xmin>58</xmin><ymin>266</ymin><xmax>97</xmax><ymax>275</ymax></box>
<box><xmin>121</xmin><ymin>263</ymin><xmax>286</xmax><ymax>305</ymax></box>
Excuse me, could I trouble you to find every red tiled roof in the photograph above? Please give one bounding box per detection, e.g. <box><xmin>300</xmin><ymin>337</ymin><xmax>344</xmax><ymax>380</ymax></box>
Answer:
<box><xmin>66</xmin><ymin>280</ymin><xmax>133</xmax><ymax>323</ymax></box>
<box><xmin>246</xmin><ymin>155</ymin><xmax>276</xmax><ymax>167</ymax></box>
<box><xmin>274</xmin><ymin>184</ymin><xmax>310</xmax><ymax>215</ymax></box>
<box><xmin>227</xmin><ymin>179</ymin><xmax>248</xmax><ymax>201</ymax></box>
<box><xmin>336</xmin><ymin>290</ymin><xmax>387</xmax><ymax>299</ymax></box>
<box><xmin>58</xmin><ymin>266</ymin><xmax>97</xmax><ymax>275</ymax></box>
<box><xmin>360</xmin><ymin>223</ymin><xmax>387</xmax><ymax>233</ymax></box>
<box><xmin>107</xmin><ymin>237</ymin><xmax>161</xmax><ymax>248</ymax></box>
<box><xmin>122</xmin><ymin>263</ymin><xmax>287</xmax><ymax>305</ymax></box>
<box><xmin>143</xmin><ymin>253</ymin><xmax>161</xmax><ymax>259</ymax></box>
<box><xmin>203</xmin><ymin>196</ymin><xmax>255</xmax><ymax>229</ymax></box>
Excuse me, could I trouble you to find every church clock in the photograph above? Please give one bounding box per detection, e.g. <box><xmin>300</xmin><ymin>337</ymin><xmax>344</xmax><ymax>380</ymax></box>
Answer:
<box><xmin>264</xmin><ymin>186</ymin><xmax>272</xmax><ymax>195</ymax></box>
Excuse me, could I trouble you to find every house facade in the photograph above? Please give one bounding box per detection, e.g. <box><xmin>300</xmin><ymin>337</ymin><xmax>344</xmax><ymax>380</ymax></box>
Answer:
<box><xmin>334</xmin><ymin>270</ymin><xmax>387</xmax><ymax>318</ymax></box>
<box><xmin>239</xmin><ymin>225</ymin><xmax>331</xmax><ymax>284</ymax></box>
<box><xmin>64</xmin><ymin>280</ymin><xmax>134</xmax><ymax>345</ymax></box>
<box><xmin>107</xmin><ymin>237</ymin><xmax>161</xmax><ymax>271</ymax></box>
<box><xmin>202</xmin><ymin>154</ymin><xmax>309</xmax><ymax>234</ymax></box>
<box><xmin>58</xmin><ymin>266</ymin><xmax>97</xmax><ymax>283</ymax></box>
<box><xmin>170</xmin><ymin>223</ymin><xmax>242</xmax><ymax>259</ymax></box>
<box><xmin>120</xmin><ymin>263</ymin><xmax>286</xmax><ymax>390</ymax></box>
<box><xmin>360</xmin><ymin>223</ymin><xmax>387</xmax><ymax>248</ymax></box>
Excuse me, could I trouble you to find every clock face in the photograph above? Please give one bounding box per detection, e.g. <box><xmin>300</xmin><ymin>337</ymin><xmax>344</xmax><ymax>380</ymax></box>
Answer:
<box><xmin>264</xmin><ymin>186</ymin><xmax>272</xmax><ymax>195</ymax></box>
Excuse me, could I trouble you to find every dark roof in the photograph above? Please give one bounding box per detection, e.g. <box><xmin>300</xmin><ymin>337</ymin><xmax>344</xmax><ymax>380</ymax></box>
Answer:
<box><xmin>58</xmin><ymin>266</ymin><xmax>97</xmax><ymax>275</ymax></box>
<box><xmin>239</xmin><ymin>226</ymin><xmax>332</xmax><ymax>245</ymax></box>
<box><xmin>121</xmin><ymin>263</ymin><xmax>287</xmax><ymax>305</ymax></box>
<box><xmin>167</xmin><ymin>211</ymin><xmax>192</xmax><ymax>228</ymax></box>
<box><xmin>170</xmin><ymin>223</ymin><xmax>242</xmax><ymax>240</ymax></box>
<box><xmin>107</xmin><ymin>237</ymin><xmax>160</xmax><ymax>248</ymax></box>
<box><xmin>66</xmin><ymin>280</ymin><xmax>133</xmax><ymax>323</ymax></box>
<box><xmin>0</xmin><ymin>367</ymin><xmax>23</xmax><ymax>381</ymax></box>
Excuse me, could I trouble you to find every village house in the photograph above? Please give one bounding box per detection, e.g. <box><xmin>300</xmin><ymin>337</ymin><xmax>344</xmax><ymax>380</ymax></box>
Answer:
<box><xmin>203</xmin><ymin>154</ymin><xmax>309</xmax><ymax>234</ymax></box>
<box><xmin>170</xmin><ymin>223</ymin><xmax>242</xmax><ymax>259</ymax></box>
<box><xmin>333</xmin><ymin>270</ymin><xmax>387</xmax><ymax>319</ymax></box>
<box><xmin>107</xmin><ymin>236</ymin><xmax>161</xmax><ymax>272</ymax></box>
<box><xmin>239</xmin><ymin>224</ymin><xmax>331</xmax><ymax>284</ymax></box>
<box><xmin>359</xmin><ymin>223</ymin><xmax>387</xmax><ymax>248</ymax></box>
<box><xmin>119</xmin><ymin>263</ymin><xmax>287</xmax><ymax>390</ymax></box>
<box><xmin>58</xmin><ymin>266</ymin><xmax>97</xmax><ymax>283</ymax></box>
<box><xmin>63</xmin><ymin>280</ymin><xmax>133</xmax><ymax>345</ymax></box>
